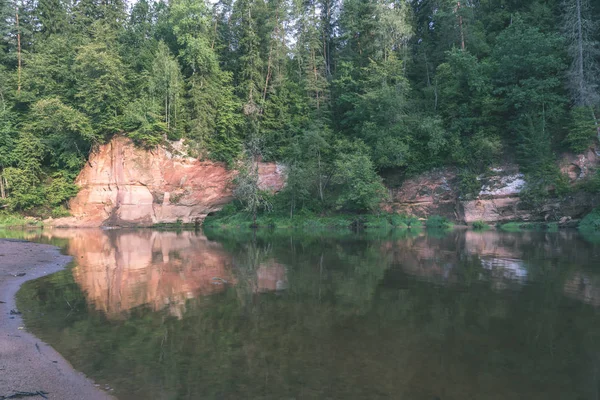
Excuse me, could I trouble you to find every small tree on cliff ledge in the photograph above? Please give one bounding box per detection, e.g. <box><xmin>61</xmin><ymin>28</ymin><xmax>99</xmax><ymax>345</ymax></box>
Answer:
<box><xmin>233</xmin><ymin>134</ymin><xmax>272</xmax><ymax>227</ymax></box>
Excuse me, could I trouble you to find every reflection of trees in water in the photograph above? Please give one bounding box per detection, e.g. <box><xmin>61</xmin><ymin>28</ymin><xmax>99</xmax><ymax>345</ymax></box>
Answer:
<box><xmin>13</xmin><ymin>228</ymin><xmax>600</xmax><ymax>400</ymax></box>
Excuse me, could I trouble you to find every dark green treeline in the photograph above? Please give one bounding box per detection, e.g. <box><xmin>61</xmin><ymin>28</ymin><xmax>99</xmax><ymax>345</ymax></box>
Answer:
<box><xmin>0</xmin><ymin>0</ymin><xmax>599</xmax><ymax>216</ymax></box>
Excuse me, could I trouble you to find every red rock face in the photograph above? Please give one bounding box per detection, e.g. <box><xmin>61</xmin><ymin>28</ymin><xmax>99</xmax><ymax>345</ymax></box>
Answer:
<box><xmin>49</xmin><ymin>136</ymin><xmax>286</xmax><ymax>227</ymax></box>
<box><xmin>385</xmin><ymin>169</ymin><xmax>460</xmax><ymax>221</ymax></box>
<box><xmin>559</xmin><ymin>148</ymin><xmax>599</xmax><ymax>181</ymax></box>
<box><xmin>386</xmin><ymin>146</ymin><xmax>600</xmax><ymax>224</ymax></box>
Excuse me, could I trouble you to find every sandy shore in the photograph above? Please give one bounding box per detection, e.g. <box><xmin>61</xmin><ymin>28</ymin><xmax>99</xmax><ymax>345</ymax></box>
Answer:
<box><xmin>0</xmin><ymin>239</ymin><xmax>113</xmax><ymax>400</ymax></box>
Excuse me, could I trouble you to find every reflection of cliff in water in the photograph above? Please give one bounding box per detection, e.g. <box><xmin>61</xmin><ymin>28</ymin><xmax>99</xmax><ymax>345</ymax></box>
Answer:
<box><xmin>28</xmin><ymin>227</ymin><xmax>600</xmax><ymax>319</ymax></box>
<box><xmin>383</xmin><ymin>230</ymin><xmax>599</xmax><ymax>293</ymax></box>
<box><xmin>564</xmin><ymin>272</ymin><xmax>600</xmax><ymax>307</ymax></box>
<box><xmin>13</xmin><ymin>228</ymin><xmax>600</xmax><ymax>400</ymax></box>
<box><xmin>40</xmin><ymin>229</ymin><xmax>288</xmax><ymax>318</ymax></box>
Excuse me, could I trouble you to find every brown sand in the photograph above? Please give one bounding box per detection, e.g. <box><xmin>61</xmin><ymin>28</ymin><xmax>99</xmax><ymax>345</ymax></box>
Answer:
<box><xmin>0</xmin><ymin>239</ymin><xmax>113</xmax><ymax>400</ymax></box>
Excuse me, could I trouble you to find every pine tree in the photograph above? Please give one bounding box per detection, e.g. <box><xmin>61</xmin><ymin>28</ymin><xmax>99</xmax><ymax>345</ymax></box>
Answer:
<box><xmin>232</xmin><ymin>0</ymin><xmax>264</xmax><ymax>117</ymax></box>
<box><xmin>563</xmin><ymin>0</ymin><xmax>600</xmax><ymax>140</ymax></box>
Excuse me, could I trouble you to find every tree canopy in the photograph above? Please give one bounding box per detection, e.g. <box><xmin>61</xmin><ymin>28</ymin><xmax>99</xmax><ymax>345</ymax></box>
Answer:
<box><xmin>0</xmin><ymin>0</ymin><xmax>599</xmax><ymax>215</ymax></box>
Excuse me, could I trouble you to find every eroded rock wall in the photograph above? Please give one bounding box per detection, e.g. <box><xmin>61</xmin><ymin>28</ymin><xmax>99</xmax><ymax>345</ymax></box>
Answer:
<box><xmin>387</xmin><ymin>147</ymin><xmax>600</xmax><ymax>224</ymax></box>
<box><xmin>49</xmin><ymin>136</ymin><xmax>285</xmax><ymax>227</ymax></box>
<box><xmin>50</xmin><ymin>135</ymin><xmax>598</xmax><ymax>227</ymax></box>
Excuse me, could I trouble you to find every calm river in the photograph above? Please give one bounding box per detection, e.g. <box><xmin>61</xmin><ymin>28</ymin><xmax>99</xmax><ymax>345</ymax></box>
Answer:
<box><xmin>4</xmin><ymin>228</ymin><xmax>600</xmax><ymax>399</ymax></box>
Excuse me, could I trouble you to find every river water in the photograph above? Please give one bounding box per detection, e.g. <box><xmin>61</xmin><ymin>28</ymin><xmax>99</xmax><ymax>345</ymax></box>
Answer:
<box><xmin>4</xmin><ymin>228</ymin><xmax>600</xmax><ymax>399</ymax></box>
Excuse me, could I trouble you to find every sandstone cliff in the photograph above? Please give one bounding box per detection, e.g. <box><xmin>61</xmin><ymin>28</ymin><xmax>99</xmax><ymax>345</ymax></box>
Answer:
<box><xmin>387</xmin><ymin>147</ymin><xmax>600</xmax><ymax>224</ymax></box>
<box><xmin>50</xmin><ymin>136</ymin><xmax>598</xmax><ymax>227</ymax></box>
<box><xmin>48</xmin><ymin>136</ymin><xmax>285</xmax><ymax>227</ymax></box>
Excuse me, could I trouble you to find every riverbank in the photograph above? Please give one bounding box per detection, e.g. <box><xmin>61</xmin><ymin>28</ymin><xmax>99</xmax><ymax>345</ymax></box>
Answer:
<box><xmin>203</xmin><ymin>211</ymin><xmax>424</xmax><ymax>231</ymax></box>
<box><xmin>0</xmin><ymin>213</ymin><xmax>42</xmax><ymax>229</ymax></box>
<box><xmin>202</xmin><ymin>210</ymin><xmax>589</xmax><ymax>233</ymax></box>
<box><xmin>0</xmin><ymin>239</ymin><xmax>112</xmax><ymax>400</ymax></box>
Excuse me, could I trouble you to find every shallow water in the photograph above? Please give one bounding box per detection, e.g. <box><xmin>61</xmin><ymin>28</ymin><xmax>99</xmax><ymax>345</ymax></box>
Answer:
<box><xmin>5</xmin><ymin>228</ymin><xmax>600</xmax><ymax>400</ymax></box>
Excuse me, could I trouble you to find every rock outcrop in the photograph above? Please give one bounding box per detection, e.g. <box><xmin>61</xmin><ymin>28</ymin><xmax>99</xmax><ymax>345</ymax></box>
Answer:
<box><xmin>49</xmin><ymin>136</ymin><xmax>285</xmax><ymax>227</ymax></box>
<box><xmin>49</xmin><ymin>135</ymin><xmax>598</xmax><ymax>227</ymax></box>
<box><xmin>387</xmin><ymin>169</ymin><xmax>460</xmax><ymax>221</ymax></box>
<box><xmin>388</xmin><ymin>147</ymin><xmax>600</xmax><ymax>224</ymax></box>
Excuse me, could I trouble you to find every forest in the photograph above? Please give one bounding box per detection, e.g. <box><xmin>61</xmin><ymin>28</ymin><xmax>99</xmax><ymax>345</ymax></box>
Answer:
<box><xmin>0</xmin><ymin>0</ymin><xmax>599</xmax><ymax>218</ymax></box>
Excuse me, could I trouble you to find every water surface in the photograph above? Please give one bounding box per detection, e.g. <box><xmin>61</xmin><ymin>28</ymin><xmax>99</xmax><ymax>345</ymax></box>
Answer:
<box><xmin>6</xmin><ymin>228</ymin><xmax>600</xmax><ymax>400</ymax></box>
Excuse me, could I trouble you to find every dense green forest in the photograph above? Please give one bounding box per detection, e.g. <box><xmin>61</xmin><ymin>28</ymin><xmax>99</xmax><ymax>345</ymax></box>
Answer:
<box><xmin>0</xmin><ymin>0</ymin><xmax>599</xmax><ymax>217</ymax></box>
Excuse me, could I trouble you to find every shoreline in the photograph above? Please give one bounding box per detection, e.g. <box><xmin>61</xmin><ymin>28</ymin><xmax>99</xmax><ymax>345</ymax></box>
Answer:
<box><xmin>0</xmin><ymin>239</ymin><xmax>113</xmax><ymax>400</ymax></box>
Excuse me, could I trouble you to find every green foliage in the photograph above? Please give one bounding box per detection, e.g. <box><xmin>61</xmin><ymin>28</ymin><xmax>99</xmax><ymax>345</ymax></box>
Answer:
<box><xmin>0</xmin><ymin>0</ymin><xmax>596</xmax><ymax>221</ymax></box>
<box><xmin>73</xmin><ymin>38</ymin><xmax>128</xmax><ymax>134</ymax></box>
<box><xmin>123</xmin><ymin>97</ymin><xmax>167</xmax><ymax>147</ymax></box>
<box><xmin>500</xmin><ymin>221</ymin><xmax>561</xmax><ymax>232</ymax></box>
<box><xmin>204</xmin><ymin>209</ymin><xmax>420</xmax><ymax>232</ymax></box>
<box><xmin>332</xmin><ymin>142</ymin><xmax>389</xmax><ymax>212</ymax></box>
<box><xmin>426</xmin><ymin>215</ymin><xmax>453</xmax><ymax>230</ymax></box>
<box><xmin>472</xmin><ymin>220</ymin><xmax>490</xmax><ymax>230</ymax></box>
<box><xmin>3</xmin><ymin>166</ymin><xmax>44</xmax><ymax>210</ymax></box>
<box><xmin>44</xmin><ymin>173</ymin><xmax>79</xmax><ymax>206</ymax></box>
<box><xmin>0</xmin><ymin>212</ymin><xmax>41</xmax><ymax>227</ymax></box>
<box><xmin>499</xmin><ymin>222</ymin><xmax>524</xmax><ymax>232</ymax></box>
<box><xmin>566</xmin><ymin>107</ymin><xmax>597</xmax><ymax>153</ymax></box>
<box><xmin>389</xmin><ymin>213</ymin><xmax>419</xmax><ymax>228</ymax></box>
<box><xmin>233</xmin><ymin>141</ymin><xmax>273</xmax><ymax>225</ymax></box>
<box><xmin>579</xmin><ymin>208</ymin><xmax>600</xmax><ymax>233</ymax></box>
<box><xmin>458</xmin><ymin>169</ymin><xmax>481</xmax><ymax>200</ymax></box>
<box><xmin>29</xmin><ymin>98</ymin><xmax>96</xmax><ymax>172</ymax></box>
<box><xmin>585</xmin><ymin>170</ymin><xmax>600</xmax><ymax>193</ymax></box>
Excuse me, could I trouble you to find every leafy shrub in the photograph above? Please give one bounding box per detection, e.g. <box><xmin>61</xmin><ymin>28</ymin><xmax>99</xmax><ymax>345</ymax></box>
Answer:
<box><xmin>500</xmin><ymin>221</ymin><xmax>560</xmax><ymax>232</ymax></box>
<box><xmin>0</xmin><ymin>212</ymin><xmax>40</xmax><ymax>228</ymax></box>
<box><xmin>581</xmin><ymin>169</ymin><xmax>600</xmax><ymax>193</ymax></box>
<box><xmin>44</xmin><ymin>174</ymin><xmax>79</xmax><ymax>207</ymax></box>
<box><xmin>333</xmin><ymin>151</ymin><xmax>389</xmax><ymax>212</ymax></box>
<box><xmin>565</xmin><ymin>107</ymin><xmax>596</xmax><ymax>153</ymax></box>
<box><xmin>389</xmin><ymin>213</ymin><xmax>419</xmax><ymax>228</ymax></box>
<box><xmin>2</xmin><ymin>167</ymin><xmax>44</xmax><ymax>211</ymax></box>
<box><xmin>579</xmin><ymin>208</ymin><xmax>600</xmax><ymax>232</ymax></box>
<box><xmin>426</xmin><ymin>215</ymin><xmax>452</xmax><ymax>229</ymax></box>
<box><xmin>364</xmin><ymin>215</ymin><xmax>391</xmax><ymax>230</ymax></box>
<box><xmin>51</xmin><ymin>206</ymin><xmax>71</xmax><ymax>218</ymax></box>
<box><xmin>499</xmin><ymin>222</ymin><xmax>523</xmax><ymax>232</ymax></box>
<box><xmin>472</xmin><ymin>220</ymin><xmax>489</xmax><ymax>230</ymax></box>
<box><xmin>388</xmin><ymin>214</ymin><xmax>408</xmax><ymax>228</ymax></box>
<box><xmin>458</xmin><ymin>169</ymin><xmax>481</xmax><ymax>200</ymax></box>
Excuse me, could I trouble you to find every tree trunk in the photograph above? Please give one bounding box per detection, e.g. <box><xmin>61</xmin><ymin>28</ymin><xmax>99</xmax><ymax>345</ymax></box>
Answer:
<box><xmin>312</xmin><ymin>48</ymin><xmax>320</xmax><ymax>110</ymax></box>
<box><xmin>16</xmin><ymin>10</ymin><xmax>22</xmax><ymax>95</ymax></box>
<box><xmin>317</xmin><ymin>150</ymin><xmax>324</xmax><ymax>202</ymax></box>
<box><xmin>592</xmin><ymin>107</ymin><xmax>600</xmax><ymax>143</ymax></box>
<box><xmin>0</xmin><ymin>172</ymin><xmax>5</xmax><ymax>199</ymax></box>
<box><xmin>456</xmin><ymin>2</ymin><xmax>465</xmax><ymax>50</ymax></box>
<box><xmin>576</xmin><ymin>0</ymin><xmax>585</xmax><ymax>103</ymax></box>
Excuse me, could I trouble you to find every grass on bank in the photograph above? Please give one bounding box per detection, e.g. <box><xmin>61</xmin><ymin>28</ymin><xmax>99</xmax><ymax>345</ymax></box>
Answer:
<box><xmin>472</xmin><ymin>220</ymin><xmax>491</xmax><ymax>230</ymax></box>
<box><xmin>0</xmin><ymin>212</ymin><xmax>42</xmax><ymax>228</ymax></box>
<box><xmin>499</xmin><ymin>221</ymin><xmax>559</xmax><ymax>232</ymax></box>
<box><xmin>203</xmin><ymin>205</ymin><xmax>423</xmax><ymax>232</ymax></box>
<box><xmin>425</xmin><ymin>215</ymin><xmax>453</xmax><ymax>230</ymax></box>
